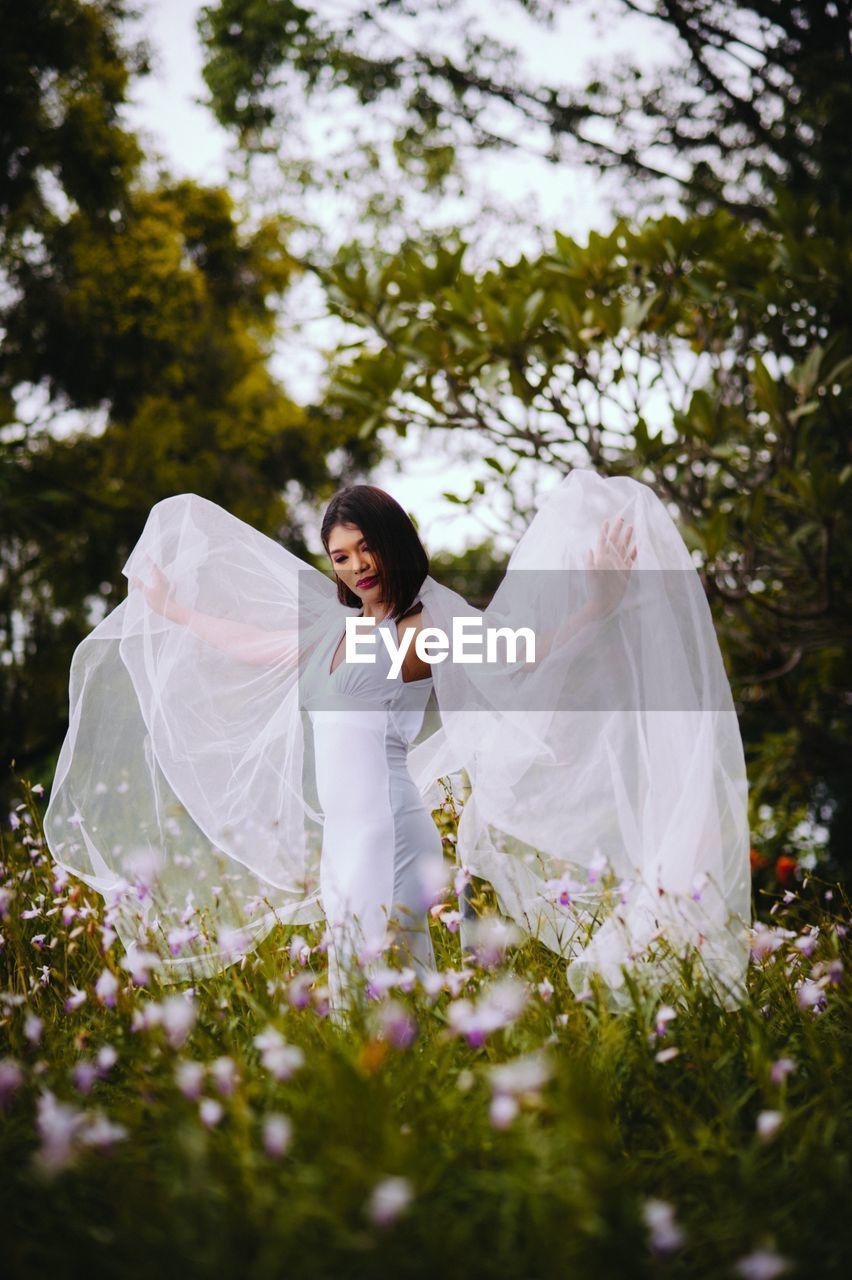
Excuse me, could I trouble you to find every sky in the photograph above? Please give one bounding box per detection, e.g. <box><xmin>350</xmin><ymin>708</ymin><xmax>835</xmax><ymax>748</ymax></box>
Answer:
<box><xmin>122</xmin><ymin>0</ymin><xmax>680</xmax><ymax>554</ymax></box>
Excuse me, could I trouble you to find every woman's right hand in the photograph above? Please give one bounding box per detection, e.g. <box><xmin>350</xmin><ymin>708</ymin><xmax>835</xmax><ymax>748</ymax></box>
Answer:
<box><xmin>585</xmin><ymin>516</ymin><xmax>637</xmax><ymax>619</ymax></box>
<box><xmin>130</xmin><ymin>556</ymin><xmax>176</xmax><ymax>617</ymax></box>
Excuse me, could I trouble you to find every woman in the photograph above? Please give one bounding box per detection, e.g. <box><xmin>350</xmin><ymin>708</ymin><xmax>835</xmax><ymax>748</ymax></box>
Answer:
<box><xmin>43</xmin><ymin>470</ymin><xmax>751</xmax><ymax>1017</ymax></box>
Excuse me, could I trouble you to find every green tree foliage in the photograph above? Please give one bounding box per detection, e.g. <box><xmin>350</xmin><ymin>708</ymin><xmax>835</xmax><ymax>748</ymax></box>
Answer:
<box><xmin>0</xmin><ymin>1</ymin><xmax>379</xmax><ymax>800</ymax></box>
<box><xmin>302</xmin><ymin>197</ymin><xmax>852</xmax><ymax>870</ymax></box>
<box><xmin>197</xmin><ymin>0</ymin><xmax>852</xmax><ymax>871</ymax></box>
<box><xmin>0</xmin><ymin>0</ymin><xmax>145</xmax><ymax>236</ymax></box>
<box><xmin>198</xmin><ymin>0</ymin><xmax>851</xmax><ymax>222</ymax></box>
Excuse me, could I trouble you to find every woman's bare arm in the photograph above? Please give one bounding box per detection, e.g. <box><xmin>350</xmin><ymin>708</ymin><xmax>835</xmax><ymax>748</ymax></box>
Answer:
<box><xmin>524</xmin><ymin>601</ymin><xmax>602</xmax><ymax>666</ymax></box>
<box><xmin>513</xmin><ymin>517</ymin><xmax>638</xmax><ymax>669</ymax></box>
<box><xmin>130</xmin><ymin>559</ymin><xmax>298</xmax><ymax>668</ymax></box>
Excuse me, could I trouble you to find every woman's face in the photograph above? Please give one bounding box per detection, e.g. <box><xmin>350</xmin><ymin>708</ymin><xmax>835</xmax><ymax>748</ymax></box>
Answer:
<box><xmin>326</xmin><ymin>523</ymin><xmax>384</xmax><ymax>606</ymax></box>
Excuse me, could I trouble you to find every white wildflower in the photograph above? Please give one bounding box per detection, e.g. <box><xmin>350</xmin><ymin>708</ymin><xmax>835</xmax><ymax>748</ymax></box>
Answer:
<box><xmin>366</xmin><ymin>1175</ymin><xmax>413</xmax><ymax>1227</ymax></box>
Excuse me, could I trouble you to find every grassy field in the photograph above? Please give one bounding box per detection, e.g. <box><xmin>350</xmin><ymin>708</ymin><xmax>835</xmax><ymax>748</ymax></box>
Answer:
<box><xmin>2</xmin><ymin>777</ymin><xmax>850</xmax><ymax>1280</ymax></box>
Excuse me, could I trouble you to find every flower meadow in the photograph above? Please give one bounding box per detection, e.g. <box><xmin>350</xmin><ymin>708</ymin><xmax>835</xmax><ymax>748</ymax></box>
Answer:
<box><xmin>2</xmin><ymin>777</ymin><xmax>851</xmax><ymax>1280</ymax></box>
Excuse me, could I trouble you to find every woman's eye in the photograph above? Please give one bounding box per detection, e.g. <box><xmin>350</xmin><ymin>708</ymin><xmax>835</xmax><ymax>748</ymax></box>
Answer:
<box><xmin>332</xmin><ymin>542</ymin><xmax>369</xmax><ymax>564</ymax></box>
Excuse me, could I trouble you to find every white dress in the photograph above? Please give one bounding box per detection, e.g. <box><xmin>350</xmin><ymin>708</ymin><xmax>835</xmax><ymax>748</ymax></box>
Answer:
<box><xmin>300</xmin><ymin>606</ymin><xmax>443</xmax><ymax>1012</ymax></box>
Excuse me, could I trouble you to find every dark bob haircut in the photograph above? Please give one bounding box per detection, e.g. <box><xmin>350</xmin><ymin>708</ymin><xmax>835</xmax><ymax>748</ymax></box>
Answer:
<box><xmin>320</xmin><ymin>485</ymin><xmax>429</xmax><ymax>621</ymax></box>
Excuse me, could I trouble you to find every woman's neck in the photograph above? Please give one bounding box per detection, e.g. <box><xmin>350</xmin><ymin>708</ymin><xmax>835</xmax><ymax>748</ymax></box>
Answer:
<box><xmin>361</xmin><ymin>601</ymin><xmax>393</xmax><ymax>622</ymax></box>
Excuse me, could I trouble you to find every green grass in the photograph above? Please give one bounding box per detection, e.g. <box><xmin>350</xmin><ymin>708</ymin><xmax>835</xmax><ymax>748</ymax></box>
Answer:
<box><xmin>1</xmin><ymin>777</ymin><xmax>850</xmax><ymax>1280</ymax></box>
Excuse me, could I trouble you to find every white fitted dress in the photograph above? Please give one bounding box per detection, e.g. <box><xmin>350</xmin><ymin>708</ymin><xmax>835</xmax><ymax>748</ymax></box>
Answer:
<box><xmin>300</xmin><ymin>605</ymin><xmax>443</xmax><ymax>1014</ymax></box>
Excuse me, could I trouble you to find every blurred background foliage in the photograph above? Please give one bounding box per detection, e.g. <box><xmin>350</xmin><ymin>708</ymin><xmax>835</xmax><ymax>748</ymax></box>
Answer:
<box><xmin>1</xmin><ymin>0</ymin><xmax>849</xmax><ymax>879</ymax></box>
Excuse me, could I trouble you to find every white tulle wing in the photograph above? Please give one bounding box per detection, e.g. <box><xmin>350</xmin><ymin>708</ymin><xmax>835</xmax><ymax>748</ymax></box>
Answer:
<box><xmin>413</xmin><ymin>469</ymin><xmax>752</xmax><ymax>1008</ymax></box>
<box><xmin>44</xmin><ymin>493</ymin><xmax>341</xmax><ymax>978</ymax></box>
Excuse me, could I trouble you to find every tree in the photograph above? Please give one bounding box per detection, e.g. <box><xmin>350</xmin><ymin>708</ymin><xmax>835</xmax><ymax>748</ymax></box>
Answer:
<box><xmin>0</xmin><ymin>1</ymin><xmax>380</xmax><ymax>800</ymax></box>
<box><xmin>198</xmin><ymin>0</ymin><xmax>852</xmax><ymax>227</ymax></box>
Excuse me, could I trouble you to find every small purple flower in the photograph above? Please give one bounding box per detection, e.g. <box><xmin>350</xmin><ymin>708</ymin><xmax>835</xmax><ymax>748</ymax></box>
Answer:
<box><xmin>756</xmin><ymin>1110</ymin><xmax>783</xmax><ymax>1142</ymax></box>
<box><xmin>642</xmin><ymin>1198</ymin><xmax>685</xmax><ymax>1256</ymax></box>
<box><xmin>375</xmin><ymin>1000</ymin><xmax>417</xmax><ymax>1049</ymax></box>
<box><xmin>415</xmin><ymin>857</ymin><xmax>452</xmax><ymax>912</ymax></box>
<box><xmin>446</xmin><ymin>975</ymin><xmax>529</xmax><ymax>1046</ymax></box>
<box><xmin>33</xmin><ymin>1089</ymin><xmax>86</xmax><ymax>1176</ymax></box>
<box><xmin>253</xmin><ymin>1027</ymin><xmax>305</xmax><ymax>1081</ymax></box>
<box><xmin>96</xmin><ymin>1045</ymin><xmax>118</xmax><ymax>1076</ymax></box>
<box><xmin>439</xmin><ymin>909</ymin><xmax>462</xmax><ymax>933</ymax></box>
<box><xmin>167</xmin><ymin>926</ymin><xmax>198</xmax><ymax>956</ymax></box>
<box><xmin>749</xmin><ymin>923</ymin><xmax>793</xmax><ymax>963</ymax></box>
<box><xmin>175</xmin><ymin>1059</ymin><xmax>205</xmax><ymax>1100</ymax></box>
<box><xmin>311</xmin><ymin>984</ymin><xmax>331</xmax><ymax>1018</ymax></box>
<box><xmin>442</xmin><ymin>967</ymin><xmax>475</xmax><ymax>998</ymax></box>
<box><xmin>287</xmin><ymin>971</ymin><xmax>313</xmax><ymax>1009</ymax></box>
<box><xmin>421</xmin><ymin>971</ymin><xmax>444</xmax><ymax>1000</ymax></box>
<box><xmin>465</xmin><ymin>916</ymin><xmax>522</xmax><ymax>970</ymax></box>
<box><xmin>65</xmin><ymin>986</ymin><xmax>87</xmax><ymax>1013</ymax></box>
<box><xmin>770</xmin><ymin>1057</ymin><xmax>795</xmax><ymax>1086</ymax></box>
<box><xmin>124</xmin><ymin>848</ymin><xmax>162</xmax><ymax>895</ymax></box>
<box><xmin>79</xmin><ymin>1112</ymin><xmax>128</xmax><ymax>1150</ymax></box>
<box><xmin>210</xmin><ymin>1056</ymin><xmax>238</xmax><ymax>1097</ymax></box>
<box><xmin>690</xmin><ymin>873</ymin><xmax>709</xmax><ymax>902</ymax></box>
<box><xmin>0</xmin><ymin>1057</ymin><xmax>23</xmax><ymax>1107</ymax></box>
<box><xmin>654</xmin><ymin>1004</ymin><xmax>677</xmax><ymax>1038</ymax></box>
<box><xmin>199</xmin><ymin>1097</ymin><xmax>223</xmax><ymax>1128</ymax></box>
<box><xmin>733</xmin><ymin>1249</ymin><xmax>790</xmax><ymax>1280</ymax></box>
<box><xmin>364</xmin><ymin>965</ymin><xmax>402</xmax><ymax>1000</ymax></box>
<box><xmin>366</xmin><ymin>1176</ymin><xmax>413</xmax><ymax>1228</ymax></box>
<box><xmin>796</xmin><ymin>979</ymin><xmax>826</xmax><ymax>1012</ymax></box>
<box><xmin>543</xmin><ymin>870</ymin><xmax>584</xmax><ymax>907</ymax></box>
<box><xmin>587</xmin><ymin>851</ymin><xmax>608</xmax><ymax>885</ymax></box>
<box><xmin>289</xmin><ymin>934</ymin><xmax>311</xmax><ymax>966</ymax></box>
<box><xmin>453</xmin><ymin>865</ymin><xmax>471</xmax><ymax>897</ymax></box>
<box><xmin>262</xmin><ymin>1113</ymin><xmax>292</xmax><ymax>1158</ymax></box>
<box><xmin>488</xmin><ymin>1051</ymin><xmax>552</xmax><ymax>1116</ymax></box>
<box><xmin>215</xmin><ymin>923</ymin><xmax>246</xmax><ymax>961</ymax></box>
<box><xmin>72</xmin><ymin>1061</ymin><xmax>99</xmax><ymax>1095</ymax></box>
<box><xmin>121</xmin><ymin>948</ymin><xmax>160</xmax><ymax>987</ymax></box>
<box><xmin>24</xmin><ymin>1013</ymin><xmax>43</xmax><ymax>1046</ymax></box>
<box><xmin>159</xmin><ymin>994</ymin><xmax>197</xmax><ymax>1050</ymax></box>
<box><xmin>792</xmin><ymin>931</ymin><xmax>818</xmax><ymax>958</ymax></box>
<box><xmin>489</xmin><ymin>1093</ymin><xmax>519</xmax><ymax>1129</ymax></box>
<box><xmin>95</xmin><ymin>968</ymin><xmax>119</xmax><ymax>1008</ymax></box>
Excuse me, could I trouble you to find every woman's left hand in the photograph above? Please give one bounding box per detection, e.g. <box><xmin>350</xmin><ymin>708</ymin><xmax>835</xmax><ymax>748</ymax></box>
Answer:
<box><xmin>585</xmin><ymin>516</ymin><xmax>637</xmax><ymax>618</ymax></box>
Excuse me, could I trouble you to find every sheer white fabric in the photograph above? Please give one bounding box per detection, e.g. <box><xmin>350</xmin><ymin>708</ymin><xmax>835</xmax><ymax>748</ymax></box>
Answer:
<box><xmin>43</xmin><ymin>471</ymin><xmax>752</xmax><ymax>1007</ymax></box>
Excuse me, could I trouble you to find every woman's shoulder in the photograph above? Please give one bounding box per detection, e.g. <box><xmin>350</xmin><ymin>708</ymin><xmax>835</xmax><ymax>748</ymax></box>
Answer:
<box><xmin>396</xmin><ymin>599</ymin><xmax>428</xmax><ymax>645</ymax></box>
<box><xmin>397</xmin><ymin>597</ymin><xmax>424</xmax><ymax>624</ymax></box>
<box><xmin>394</xmin><ymin>599</ymin><xmax>431</xmax><ymax>681</ymax></box>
